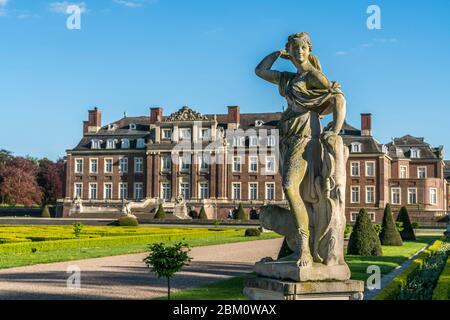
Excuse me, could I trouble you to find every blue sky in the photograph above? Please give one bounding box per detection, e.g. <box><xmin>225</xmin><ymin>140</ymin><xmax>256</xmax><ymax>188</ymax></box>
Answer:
<box><xmin>0</xmin><ymin>0</ymin><xmax>449</xmax><ymax>160</ymax></box>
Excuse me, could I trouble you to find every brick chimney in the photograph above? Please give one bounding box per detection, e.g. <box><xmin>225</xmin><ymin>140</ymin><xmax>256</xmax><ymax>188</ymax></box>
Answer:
<box><xmin>83</xmin><ymin>107</ymin><xmax>102</xmax><ymax>135</ymax></box>
<box><xmin>361</xmin><ymin>113</ymin><xmax>372</xmax><ymax>136</ymax></box>
<box><xmin>150</xmin><ymin>107</ymin><xmax>163</xmax><ymax>125</ymax></box>
<box><xmin>227</xmin><ymin>106</ymin><xmax>240</xmax><ymax>130</ymax></box>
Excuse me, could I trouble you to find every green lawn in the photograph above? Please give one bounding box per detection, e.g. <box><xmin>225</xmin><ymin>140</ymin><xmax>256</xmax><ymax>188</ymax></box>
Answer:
<box><xmin>167</xmin><ymin>236</ymin><xmax>438</xmax><ymax>300</ymax></box>
<box><xmin>0</xmin><ymin>225</ymin><xmax>281</xmax><ymax>269</ymax></box>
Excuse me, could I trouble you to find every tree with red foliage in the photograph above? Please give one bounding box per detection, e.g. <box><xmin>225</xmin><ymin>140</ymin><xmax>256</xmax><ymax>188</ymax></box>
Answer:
<box><xmin>0</xmin><ymin>157</ymin><xmax>42</xmax><ymax>206</ymax></box>
<box><xmin>37</xmin><ymin>158</ymin><xmax>64</xmax><ymax>205</ymax></box>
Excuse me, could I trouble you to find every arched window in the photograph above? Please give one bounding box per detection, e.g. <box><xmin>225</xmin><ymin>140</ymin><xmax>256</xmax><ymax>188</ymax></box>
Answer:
<box><xmin>350</xmin><ymin>142</ymin><xmax>362</xmax><ymax>153</ymax></box>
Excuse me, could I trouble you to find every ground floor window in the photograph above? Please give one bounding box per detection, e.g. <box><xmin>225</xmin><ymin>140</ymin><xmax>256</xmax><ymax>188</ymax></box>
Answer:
<box><xmin>408</xmin><ymin>188</ymin><xmax>417</xmax><ymax>204</ymax></box>
<box><xmin>134</xmin><ymin>183</ymin><xmax>143</xmax><ymax>200</ymax></box>
<box><xmin>351</xmin><ymin>186</ymin><xmax>360</xmax><ymax>203</ymax></box>
<box><xmin>232</xmin><ymin>183</ymin><xmax>241</xmax><ymax>200</ymax></box>
<box><xmin>104</xmin><ymin>183</ymin><xmax>113</xmax><ymax>200</ymax></box>
<box><xmin>391</xmin><ymin>187</ymin><xmax>401</xmax><ymax>205</ymax></box>
<box><xmin>119</xmin><ymin>183</ymin><xmax>128</xmax><ymax>200</ymax></box>
<box><xmin>161</xmin><ymin>182</ymin><xmax>171</xmax><ymax>201</ymax></box>
<box><xmin>351</xmin><ymin>211</ymin><xmax>375</xmax><ymax>222</ymax></box>
<box><xmin>74</xmin><ymin>183</ymin><xmax>83</xmax><ymax>198</ymax></box>
<box><xmin>249</xmin><ymin>183</ymin><xmax>258</xmax><ymax>200</ymax></box>
<box><xmin>89</xmin><ymin>183</ymin><xmax>97</xmax><ymax>200</ymax></box>
<box><xmin>199</xmin><ymin>182</ymin><xmax>209</xmax><ymax>199</ymax></box>
<box><xmin>266</xmin><ymin>183</ymin><xmax>275</xmax><ymax>200</ymax></box>
<box><xmin>180</xmin><ymin>182</ymin><xmax>190</xmax><ymax>200</ymax></box>
<box><xmin>430</xmin><ymin>188</ymin><xmax>437</xmax><ymax>205</ymax></box>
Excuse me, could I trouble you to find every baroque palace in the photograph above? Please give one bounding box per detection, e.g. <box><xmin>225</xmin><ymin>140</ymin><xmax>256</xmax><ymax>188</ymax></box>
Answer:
<box><xmin>59</xmin><ymin>106</ymin><xmax>448</xmax><ymax>225</ymax></box>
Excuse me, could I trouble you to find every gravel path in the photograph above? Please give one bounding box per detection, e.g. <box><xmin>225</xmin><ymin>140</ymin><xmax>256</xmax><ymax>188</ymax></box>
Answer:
<box><xmin>0</xmin><ymin>238</ymin><xmax>283</xmax><ymax>300</ymax></box>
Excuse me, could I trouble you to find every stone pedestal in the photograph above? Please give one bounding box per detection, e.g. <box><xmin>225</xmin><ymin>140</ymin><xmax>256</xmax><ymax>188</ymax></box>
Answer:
<box><xmin>244</xmin><ymin>276</ymin><xmax>364</xmax><ymax>300</ymax></box>
<box><xmin>254</xmin><ymin>260</ymin><xmax>351</xmax><ymax>282</ymax></box>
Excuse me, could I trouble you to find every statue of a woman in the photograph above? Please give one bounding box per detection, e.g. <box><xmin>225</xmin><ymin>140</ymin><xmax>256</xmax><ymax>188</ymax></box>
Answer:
<box><xmin>255</xmin><ymin>32</ymin><xmax>347</xmax><ymax>268</ymax></box>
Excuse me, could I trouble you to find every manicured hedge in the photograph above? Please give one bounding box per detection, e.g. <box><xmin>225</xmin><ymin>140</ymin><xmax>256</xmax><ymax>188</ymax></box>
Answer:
<box><xmin>432</xmin><ymin>255</ymin><xmax>450</xmax><ymax>300</ymax></box>
<box><xmin>373</xmin><ymin>240</ymin><xmax>443</xmax><ymax>300</ymax></box>
<box><xmin>0</xmin><ymin>229</ymin><xmax>242</xmax><ymax>255</ymax></box>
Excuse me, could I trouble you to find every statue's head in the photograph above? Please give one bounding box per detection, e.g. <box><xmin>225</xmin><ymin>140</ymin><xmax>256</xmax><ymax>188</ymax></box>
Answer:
<box><xmin>286</xmin><ymin>32</ymin><xmax>312</xmax><ymax>66</ymax></box>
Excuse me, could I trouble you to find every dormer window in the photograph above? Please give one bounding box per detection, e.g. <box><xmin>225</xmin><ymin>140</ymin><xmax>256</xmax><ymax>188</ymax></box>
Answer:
<box><xmin>162</xmin><ymin>129</ymin><xmax>172</xmax><ymax>140</ymax></box>
<box><xmin>410</xmin><ymin>148</ymin><xmax>420</xmax><ymax>158</ymax></box>
<box><xmin>351</xmin><ymin>142</ymin><xmax>362</xmax><ymax>153</ymax></box>
<box><xmin>179</xmin><ymin>128</ymin><xmax>191</xmax><ymax>140</ymax></box>
<box><xmin>255</xmin><ymin>120</ymin><xmax>265</xmax><ymax>127</ymax></box>
<box><xmin>91</xmin><ymin>139</ymin><xmax>102</xmax><ymax>149</ymax></box>
<box><xmin>106</xmin><ymin>139</ymin><xmax>118</xmax><ymax>149</ymax></box>
<box><xmin>107</xmin><ymin>124</ymin><xmax>117</xmax><ymax>131</ymax></box>
<box><xmin>136</xmin><ymin>138</ymin><xmax>145</xmax><ymax>148</ymax></box>
<box><xmin>121</xmin><ymin>139</ymin><xmax>130</xmax><ymax>149</ymax></box>
<box><xmin>249</xmin><ymin>136</ymin><xmax>259</xmax><ymax>147</ymax></box>
<box><xmin>382</xmin><ymin>145</ymin><xmax>388</xmax><ymax>154</ymax></box>
<box><xmin>129</xmin><ymin>123</ymin><xmax>137</xmax><ymax>130</ymax></box>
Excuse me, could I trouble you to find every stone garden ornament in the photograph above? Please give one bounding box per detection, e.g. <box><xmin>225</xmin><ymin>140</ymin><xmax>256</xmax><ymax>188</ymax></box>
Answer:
<box><xmin>255</xmin><ymin>32</ymin><xmax>350</xmax><ymax>282</ymax></box>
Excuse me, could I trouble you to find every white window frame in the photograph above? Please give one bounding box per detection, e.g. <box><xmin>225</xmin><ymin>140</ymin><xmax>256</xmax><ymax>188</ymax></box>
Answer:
<box><xmin>365</xmin><ymin>161</ymin><xmax>375</xmax><ymax>177</ymax></box>
<box><xmin>249</xmin><ymin>136</ymin><xmax>259</xmax><ymax>147</ymax></box>
<box><xmin>408</xmin><ymin>188</ymin><xmax>417</xmax><ymax>205</ymax></box>
<box><xmin>265</xmin><ymin>182</ymin><xmax>275</xmax><ymax>201</ymax></box>
<box><xmin>104</xmin><ymin>158</ymin><xmax>113</xmax><ymax>174</ymax></box>
<box><xmin>89</xmin><ymin>183</ymin><xmax>98</xmax><ymax>200</ymax></box>
<box><xmin>266</xmin><ymin>156</ymin><xmax>276</xmax><ymax>173</ymax></box>
<box><xmin>89</xmin><ymin>158</ymin><xmax>98</xmax><ymax>174</ymax></box>
<box><xmin>366</xmin><ymin>186</ymin><xmax>376</xmax><ymax>204</ymax></box>
<box><xmin>248</xmin><ymin>182</ymin><xmax>258</xmax><ymax>200</ymax></box>
<box><xmin>350</xmin><ymin>186</ymin><xmax>360</xmax><ymax>204</ymax></box>
<box><xmin>161</xmin><ymin>155</ymin><xmax>171</xmax><ymax>172</ymax></box>
<box><xmin>200</xmin><ymin>128</ymin><xmax>210</xmax><ymax>140</ymax></box>
<box><xmin>161</xmin><ymin>182</ymin><xmax>171</xmax><ymax>201</ymax></box>
<box><xmin>91</xmin><ymin>139</ymin><xmax>102</xmax><ymax>149</ymax></box>
<box><xmin>162</xmin><ymin>129</ymin><xmax>172</xmax><ymax>140</ymax></box>
<box><xmin>411</xmin><ymin>148</ymin><xmax>420</xmax><ymax>158</ymax></box>
<box><xmin>104</xmin><ymin>183</ymin><xmax>113</xmax><ymax>200</ymax></box>
<box><xmin>199</xmin><ymin>154</ymin><xmax>209</xmax><ymax>172</ymax></box>
<box><xmin>350</xmin><ymin>211</ymin><xmax>375</xmax><ymax>222</ymax></box>
<box><xmin>179</xmin><ymin>155</ymin><xmax>190</xmax><ymax>172</ymax></box>
<box><xmin>430</xmin><ymin>188</ymin><xmax>437</xmax><ymax>205</ymax></box>
<box><xmin>179</xmin><ymin>128</ymin><xmax>192</xmax><ymax>140</ymax></box>
<box><xmin>119</xmin><ymin>182</ymin><xmax>128</xmax><ymax>200</ymax></box>
<box><xmin>232</xmin><ymin>182</ymin><xmax>241</xmax><ymax>200</ymax></box>
<box><xmin>232</xmin><ymin>156</ymin><xmax>242</xmax><ymax>173</ymax></box>
<box><xmin>74</xmin><ymin>183</ymin><xmax>83</xmax><ymax>198</ymax></box>
<box><xmin>134</xmin><ymin>157</ymin><xmax>144</xmax><ymax>174</ymax></box>
<box><xmin>391</xmin><ymin>187</ymin><xmax>401</xmax><ymax>205</ymax></box>
<box><xmin>199</xmin><ymin>182</ymin><xmax>209</xmax><ymax>200</ymax></box>
<box><xmin>350</xmin><ymin>162</ymin><xmax>360</xmax><ymax>177</ymax></box>
<box><xmin>106</xmin><ymin>139</ymin><xmax>117</xmax><ymax>149</ymax></box>
<box><xmin>400</xmin><ymin>166</ymin><xmax>408</xmax><ymax>179</ymax></box>
<box><xmin>267</xmin><ymin>135</ymin><xmax>276</xmax><ymax>147</ymax></box>
<box><xmin>249</xmin><ymin>156</ymin><xmax>258</xmax><ymax>173</ymax></box>
<box><xmin>74</xmin><ymin>158</ymin><xmax>83</xmax><ymax>174</ymax></box>
<box><xmin>179</xmin><ymin>181</ymin><xmax>190</xmax><ymax>199</ymax></box>
<box><xmin>418</xmin><ymin>166</ymin><xmax>427</xmax><ymax>179</ymax></box>
<box><xmin>351</xmin><ymin>142</ymin><xmax>362</xmax><ymax>153</ymax></box>
<box><xmin>134</xmin><ymin>182</ymin><xmax>144</xmax><ymax>200</ymax></box>
<box><xmin>119</xmin><ymin>157</ymin><xmax>128</xmax><ymax>174</ymax></box>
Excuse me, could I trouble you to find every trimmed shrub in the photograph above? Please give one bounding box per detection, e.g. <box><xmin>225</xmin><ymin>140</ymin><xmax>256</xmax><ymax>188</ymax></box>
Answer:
<box><xmin>154</xmin><ymin>204</ymin><xmax>166</xmax><ymax>219</ymax></box>
<box><xmin>344</xmin><ymin>224</ymin><xmax>352</xmax><ymax>238</ymax></box>
<box><xmin>374</xmin><ymin>240</ymin><xmax>443</xmax><ymax>300</ymax></box>
<box><xmin>373</xmin><ymin>224</ymin><xmax>382</xmax><ymax>235</ymax></box>
<box><xmin>235</xmin><ymin>203</ymin><xmax>248</xmax><ymax>220</ymax></box>
<box><xmin>41</xmin><ymin>205</ymin><xmax>51</xmax><ymax>218</ymax></box>
<box><xmin>198</xmin><ymin>206</ymin><xmax>208</xmax><ymax>220</ymax></box>
<box><xmin>379</xmin><ymin>204</ymin><xmax>403</xmax><ymax>246</ymax></box>
<box><xmin>245</xmin><ymin>228</ymin><xmax>261</xmax><ymax>237</ymax></box>
<box><xmin>347</xmin><ymin>208</ymin><xmax>382</xmax><ymax>256</ymax></box>
<box><xmin>397</xmin><ymin>207</ymin><xmax>416</xmax><ymax>241</ymax></box>
<box><xmin>117</xmin><ymin>216</ymin><xmax>139</xmax><ymax>227</ymax></box>
<box><xmin>432</xmin><ymin>255</ymin><xmax>450</xmax><ymax>300</ymax></box>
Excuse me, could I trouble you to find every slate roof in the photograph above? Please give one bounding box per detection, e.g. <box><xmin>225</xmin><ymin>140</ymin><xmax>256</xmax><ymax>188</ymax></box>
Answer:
<box><xmin>385</xmin><ymin>135</ymin><xmax>443</xmax><ymax>160</ymax></box>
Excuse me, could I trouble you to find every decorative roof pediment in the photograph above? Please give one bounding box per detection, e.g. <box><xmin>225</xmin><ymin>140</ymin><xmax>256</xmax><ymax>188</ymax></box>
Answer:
<box><xmin>164</xmin><ymin>106</ymin><xmax>208</xmax><ymax>122</ymax></box>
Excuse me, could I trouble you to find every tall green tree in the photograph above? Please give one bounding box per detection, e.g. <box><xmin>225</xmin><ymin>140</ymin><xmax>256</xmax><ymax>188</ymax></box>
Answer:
<box><xmin>396</xmin><ymin>206</ymin><xmax>416</xmax><ymax>241</ymax></box>
<box><xmin>379</xmin><ymin>204</ymin><xmax>403</xmax><ymax>246</ymax></box>
<box><xmin>347</xmin><ymin>208</ymin><xmax>383</xmax><ymax>256</ymax></box>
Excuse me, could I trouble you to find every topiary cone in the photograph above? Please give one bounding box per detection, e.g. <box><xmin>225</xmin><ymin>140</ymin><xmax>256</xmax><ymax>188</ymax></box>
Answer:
<box><xmin>235</xmin><ymin>203</ymin><xmax>248</xmax><ymax>220</ymax></box>
<box><xmin>198</xmin><ymin>206</ymin><xmax>208</xmax><ymax>220</ymax></box>
<box><xmin>347</xmin><ymin>208</ymin><xmax>383</xmax><ymax>256</ymax></box>
<box><xmin>397</xmin><ymin>206</ymin><xmax>416</xmax><ymax>241</ymax></box>
<box><xmin>154</xmin><ymin>204</ymin><xmax>166</xmax><ymax>219</ymax></box>
<box><xmin>41</xmin><ymin>205</ymin><xmax>51</xmax><ymax>218</ymax></box>
<box><xmin>379</xmin><ymin>203</ymin><xmax>403</xmax><ymax>246</ymax></box>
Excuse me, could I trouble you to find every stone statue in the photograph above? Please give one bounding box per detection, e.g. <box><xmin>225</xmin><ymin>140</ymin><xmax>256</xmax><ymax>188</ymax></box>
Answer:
<box><xmin>71</xmin><ymin>195</ymin><xmax>83</xmax><ymax>215</ymax></box>
<box><xmin>254</xmin><ymin>32</ymin><xmax>350</xmax><ymax>281</ymax></box>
